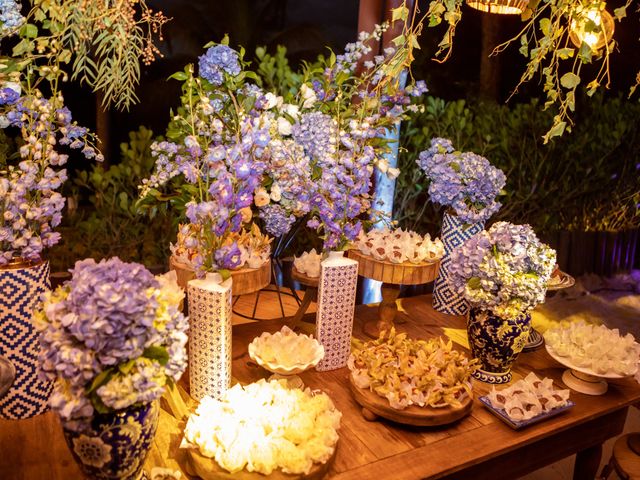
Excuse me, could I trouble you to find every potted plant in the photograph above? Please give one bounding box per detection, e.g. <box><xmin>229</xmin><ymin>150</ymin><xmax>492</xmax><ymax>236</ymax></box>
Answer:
<box><xmin>34</xmin><ymin>257</ymin><xmax>188</xmax><ymax>480</ymax></box>
<box><xmin>448</xmin><ymin>222</ymin><xmax>556</xmax><ymax>384</ymax></box>
<box><xmin>416</xmin><ymin>137</ymin><xmax>506</xmax><ymax>315</ymax></box>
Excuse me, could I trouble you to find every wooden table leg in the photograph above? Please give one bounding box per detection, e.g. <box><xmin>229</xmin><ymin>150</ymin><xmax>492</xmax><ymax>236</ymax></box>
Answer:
<box><xmin>364</xmin><ymin>283</ymin><xmax>400</xmax><ymax>338</ymax></box>
<box><xmin>287</xmin><ymin>287</ymin><xmax>317</xmax><ymax>331</ymax></box>
<box><xmin>574</xmin><ymin>444</ymin><xmax>602</xmax><ymax>480</ymax></box>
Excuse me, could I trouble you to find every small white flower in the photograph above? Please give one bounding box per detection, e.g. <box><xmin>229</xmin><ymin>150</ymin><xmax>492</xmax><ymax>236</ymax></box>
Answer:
<box><xmin>263</xmin><ymin>92</ymin><xmax>279</xmax><ymax>110</ymax></box>
<box><xmin>254</xmin><ymin>188</ymin><xmax>270</xmax><ymax>207</ymax></box>
<box><xmin>4</xmin><ymin>81</ymin><xmax>21</xmax><ymax>95</ymax></box>
<box><xmin>387</xmin><ymin>167</ymin><xmax>400</xmax><ymax>179</ymax></box>
<box><xmin>72</xmin><ymin>434</ymin><xmax>112</xmax><ymax>468</ymax></box>
<box><xmin>300</xmin><ymin>84</ymin><xmax>317</xmax><ymax>109</ymax></box>
<box><xmin>277</xmin><ymin>117</ymin><xmax>292</xmax><ymax>136</ymax></box>
<box><xmin>376</xmin><ymin>159</ymin><xmax>389</xmax><ymax>173</ymax></box>
<box><xmin>283</xmin><ymin>104</ymin><xmax>299</xmax><ymax>120</ymax></box>
<box><xmin>270</xmin><ymin>183</ymin><xmax>282</xmax><ymax>202</ymax></box>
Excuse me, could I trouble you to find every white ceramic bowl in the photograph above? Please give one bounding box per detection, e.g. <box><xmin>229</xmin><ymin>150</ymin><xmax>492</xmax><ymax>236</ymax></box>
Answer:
<box><xmin>248</xmin><ymin>326</ymin><xmax>325</xmax><ymax>375</ymax></box>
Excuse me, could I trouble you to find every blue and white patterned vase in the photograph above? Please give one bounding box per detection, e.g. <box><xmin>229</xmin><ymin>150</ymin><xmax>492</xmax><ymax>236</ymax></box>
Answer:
<box><xmin>467</xmin><ymin>308</ymin><xmax>531</xmax><ymax>384</ymax></box>
<box><xmin>0</xmin><ymin>259</ymin><xmax>53</xmax><ymax>419</ymax></box>
<box><xmin>432</xmin><ymin>212</ymin><xmax>484</xmax><ymax>315</ymax></box>
<box><xmin>63</xmin><ymin>402</ymin><xmax>159</xmax><ymax>480</ymax></box>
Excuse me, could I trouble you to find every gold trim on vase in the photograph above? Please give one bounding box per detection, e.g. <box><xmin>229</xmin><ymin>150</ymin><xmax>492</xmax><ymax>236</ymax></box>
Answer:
<box><xmin>0</xmin><ymin>257</ymin><xmax>44</xmax><ymax>271</ymax></box>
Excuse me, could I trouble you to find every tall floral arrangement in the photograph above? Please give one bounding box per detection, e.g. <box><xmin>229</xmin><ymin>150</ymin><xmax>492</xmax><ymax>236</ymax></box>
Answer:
<box><xmin>35</xmin><ymin>257</ymin><xmax>188</xmax><ymax>431</ymax></box>
<box><xmin>448</xmin><ymin>222</ymin><xmax>556</xmax><ymax>320</ymax></box>
<box><xmin>416</xmin><ymin>138</ymin><xmax>506</xmax><ymax>224</ymax></box>
<box><xmin>138</xmin><ymin>39</ymin><xmax>275</xmax><ymax>276</ymax></box>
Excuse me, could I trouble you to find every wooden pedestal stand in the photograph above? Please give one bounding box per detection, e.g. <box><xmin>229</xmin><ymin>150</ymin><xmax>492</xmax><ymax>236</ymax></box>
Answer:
<box><xmin>169</xmin><ymin>256</ymin><xmax>271</xmax><ymax>297</ymax></box>
<box><xmin>347</xmin><ymin>250</ymin><xmax>439</xmax><ymax>338</ymax></box>
<box><xmin>289</xmin><ymin>267</ymin><xmax>319</xmax><ymax>329</ymax></box>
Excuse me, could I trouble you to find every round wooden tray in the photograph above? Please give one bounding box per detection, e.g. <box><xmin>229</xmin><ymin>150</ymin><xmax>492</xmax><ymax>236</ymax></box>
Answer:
<box><xmin>291</xmin><ymin>266</ymin><xmax>319</xmax><ymax>288</ymax></box>
<box><xmin>170</xmin><ymin>256</ymin><xmax>271</xmax><ymax>297</ymax></box>
<box><xmin>347</xmin><ymin>250</ymin><xmax>439</xmax><ymax>285</ymax></box>
<box><xmin>183</xmin><ymin>440</ymin><xmax>337</xmax><ymax>480</ymax></box>
<box><xmin>348</xmin><ymin>375</ymin><xmax>473</xmax><ymax>426</ymax></box>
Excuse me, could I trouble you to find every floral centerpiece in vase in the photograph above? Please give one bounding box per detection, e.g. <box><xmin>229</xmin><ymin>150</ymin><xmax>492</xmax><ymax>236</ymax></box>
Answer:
<box><xmin>448</xmin><ymin>222</ymin><xmax>556</xmax><ymax>384</ymax></box>
<box><xmin>416</xmin><ymin>138</ymin><xmax>506</xmax><ymax>316</ymax></box>
<box><xmin>35</xmin><ymin>257</ymin><xmax>188</xmax><ymax>480</ymax></box>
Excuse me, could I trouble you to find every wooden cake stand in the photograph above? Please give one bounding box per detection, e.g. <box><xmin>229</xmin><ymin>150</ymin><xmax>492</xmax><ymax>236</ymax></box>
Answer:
<box><xmin>347</xmin><ymin>250</ymin><xmax>439</xmax><ymax>338</ymax></box>
<box><xmin>288</xmin><ymin>267</ymin><xmax>319</xmax><ymax>329</ymax></box>
<box><xmin>170</xmin><ymin>256</ymin><xmax>271</xmax><ymax>297</ymax></box>
<box><xmin>349</xmin><ymin>375</ymin><xmax>472</xmax><ymax>426</ymax></box>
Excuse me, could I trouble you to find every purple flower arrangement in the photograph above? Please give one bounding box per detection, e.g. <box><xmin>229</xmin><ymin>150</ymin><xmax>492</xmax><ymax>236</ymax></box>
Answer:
<box><xmin>35</xmin><ymin>257</ymin><xmax>188</xmax><ymax>430</ymax></box>
<box><xmin>417</xmin><ymin>138</ymin><xmax>506</xmax><ymax>224</ymax></box>
<box><xmin>0</xmin><ymin>86</ymin><xmax>101</xmax><ymax>264</ymax></box>
<box><xmin>448</xmin><ymin>222</ymin><xmax>556</xmax><ymax>320</ymax></box>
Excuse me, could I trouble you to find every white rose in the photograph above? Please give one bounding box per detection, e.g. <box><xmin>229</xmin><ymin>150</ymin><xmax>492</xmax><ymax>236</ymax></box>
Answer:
<box><xmin>277</xmin><ymin>117</ymin><xmax>292</xmax><ymax>136</ymax></box>
<box><xmin>300</xmin><ymin>84</ymin><xmax>317</xmax><ymax>109</ymax></box>
<box><xmin>270</xmin><ymin>183</ymin><xmax>282</xmax><ymax>202</ymax></box>
<box><xmin>283</xmin><ymin>104</ymin><xmax>299</xmax><ymax>120</ymax></box>
<box><xmin>387</xmin><ymin>167</ymin><xmax>400</xmax><ymax>179</ymax></box>
<box><xmin>264</xmin><ymin>92</ymin><xmax>279</xmax><ymax>109</ymax></box>
<box><xmin>254</xmin><ymin>188</ymin><xmax>270</xmax><ymax>207</ymax></box>
<box><xmin>0</xmin><ymin>116</ymin><xmax>9</xmax><ymax>129</ymax></box>
<box><xmin>239</xmin><ymin>206</ymin><xmax>253</xmax><ymax>224</ymax></box>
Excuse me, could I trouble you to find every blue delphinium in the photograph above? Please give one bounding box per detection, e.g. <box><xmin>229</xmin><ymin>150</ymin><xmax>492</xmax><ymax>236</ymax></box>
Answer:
<box><xmin>198</xmin><ymin>45</ymin><xmax>241</xmax><ymax>86</ymax></box>
<box><xmin>448</xmin><ymin>222</ymin><xmax>556</xmax><ymax>320</ymax></box>
<box><xmin>417</xmin><ymin>138</ymin><xmax>506</xmax><ymax>224</ymax></box>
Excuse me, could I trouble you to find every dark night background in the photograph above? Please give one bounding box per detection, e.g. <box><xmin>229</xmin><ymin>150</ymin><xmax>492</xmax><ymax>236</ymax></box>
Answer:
<box><xmin>59</xmin><ymin>0</ymin><xmax>640</xmax><ymax>163</ymax></box>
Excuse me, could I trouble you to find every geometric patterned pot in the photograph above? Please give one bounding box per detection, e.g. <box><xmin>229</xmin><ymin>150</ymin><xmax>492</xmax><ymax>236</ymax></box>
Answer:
<box><xmin>0</xmin><ymin>259</ymin><xmax>53</xmax><ymax>419</ymax></box>
<box><xmin>62</xmin><ymin>402</ymin><xmax>159</xmax><ymax>480</ymax></box>
<box><xmin>467</xmin><ymin>308</ymin><xmax>531</xmax><ymax>384</ymax></box>
<box><xmin>433</xmin><ymin>212</ymin><xmax>484</xmax><ymax>315</ymax></box>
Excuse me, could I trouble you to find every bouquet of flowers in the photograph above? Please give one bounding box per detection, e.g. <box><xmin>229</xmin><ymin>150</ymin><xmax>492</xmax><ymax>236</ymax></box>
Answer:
<box><xmin>0</xmin><ymin>83</ymin><xmax>100</xmax><ymax>265</ymax></box>
<box><xmin>448</xmin><ymin>222</ymin><xmax>556</xmax><ymax>320</ymax></box>
<box><xmin>35</xmin><ymin>257</ymin><xmax>188</xmax><ymax>431</ymax></box>
<box><xmin>416</xmin><ymin>138</ymin><xmax>506</xmax><ymax>224</ymax></box>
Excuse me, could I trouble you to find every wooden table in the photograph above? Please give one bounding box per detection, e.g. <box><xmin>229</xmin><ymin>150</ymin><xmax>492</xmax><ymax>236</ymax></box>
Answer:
<box><xmin>1</xmin><ymin>294</ymin><xmax>639</xmax><ymax>480</ymax></box>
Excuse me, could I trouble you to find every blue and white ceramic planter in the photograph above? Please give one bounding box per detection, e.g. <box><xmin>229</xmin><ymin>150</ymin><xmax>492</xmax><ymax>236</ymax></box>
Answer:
<box><xmin>63</xmin><ymin>402</ymin><xmax>159</xmax><ymax>480</ymax></box>
<box><xmin>432</xmin><ymin>212</ymin><xmax>484</xmax><ymax>315</ymax></box>
<box><xmin>467</xmin><ymin>308</ymin><xmax>531</xmax><ymax>384</ymax></box>
<box><xmin>0</xmin><ymin>259</ymin><xmax>53</xmax><ymax>419</ymax></box>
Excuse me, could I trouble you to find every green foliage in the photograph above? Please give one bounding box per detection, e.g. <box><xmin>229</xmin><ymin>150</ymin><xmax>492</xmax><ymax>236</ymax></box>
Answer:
<box><xmin>50</xmin><ymin>127</ymin><xmax>176</xmax><ymax>272</ymax></box>
<box><xmin>394</xmin><ymin>94</ymin><xmax>640</xmax><ymax>236</ymax></box>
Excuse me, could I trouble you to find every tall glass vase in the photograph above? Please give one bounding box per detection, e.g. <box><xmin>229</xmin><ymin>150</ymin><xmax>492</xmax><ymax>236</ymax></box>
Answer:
<box><xmin>0</xmin><ymin>259</ymin><xmax>53</xmax><ymax>419</ymax></box>
<box><xmin>315</xmin><ymin>251</ymin><xmax>358</xmax><ymax>371</ymax></box>
<box><xmin>433</xmin><ymin>212</ymin><xmax>484</xmax><ymax>315</ymax></box>
<box><xmin>62</xmin><ymin>402</ymin><xmax>159</xmax><ymax>480</ymax></box>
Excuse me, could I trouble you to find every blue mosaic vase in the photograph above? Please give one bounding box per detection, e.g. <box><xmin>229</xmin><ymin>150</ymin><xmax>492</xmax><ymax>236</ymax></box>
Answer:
<box><xmin>432</xmin><ymin>212</ymin><xmax>484</xmax><ymax>315</ymax></box>
<box><xmin>467</xmin><ymin>308</ymin><xmax>531</xmax><ymax>384</ymax></box>
<box><xmin>63</xmin><ymin>402</ymin><xmax>159</xmax><ymax>480</ymax></box>
<box><xmin>0</xmin><ymin>259</ymin><xmax>53</xmax><ymax>419</ymax></box>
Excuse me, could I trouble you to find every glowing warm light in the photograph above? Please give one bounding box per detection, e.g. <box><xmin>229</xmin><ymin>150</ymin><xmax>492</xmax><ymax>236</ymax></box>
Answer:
<box><xmin>569</xmin><ymin>6</ymin><xmax>615</xmax><ymax>51</ymax></box>
<box><xmin>465</xmin><ymin>0</ymin><xmax>529</xmax><ymax>15</ymax></box>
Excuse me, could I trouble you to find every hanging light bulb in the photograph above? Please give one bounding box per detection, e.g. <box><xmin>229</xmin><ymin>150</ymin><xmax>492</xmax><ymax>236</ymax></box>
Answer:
<box><xmin>569</xmin><ymin>5</ymin><xmax>615</xmax><ymax>51</ymax></box>
<box><xmin>465</xmin><ymin>0</ymin><xmax>529</xmax><ymax>15</ymax></box>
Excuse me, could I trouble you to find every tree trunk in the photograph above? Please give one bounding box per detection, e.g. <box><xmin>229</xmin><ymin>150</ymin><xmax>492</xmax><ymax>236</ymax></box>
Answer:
<box><xmin>479</xmin><ymin>16</ymin><xmax>501</xmax><ymax>101</ymax></box>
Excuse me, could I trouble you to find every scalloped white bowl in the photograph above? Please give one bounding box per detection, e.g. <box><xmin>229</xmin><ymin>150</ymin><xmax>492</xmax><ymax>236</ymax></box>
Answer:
<box><xmin>248</xmin><ymin>326</ymin><xmax>325</xmax><ymax>375</ymax></box>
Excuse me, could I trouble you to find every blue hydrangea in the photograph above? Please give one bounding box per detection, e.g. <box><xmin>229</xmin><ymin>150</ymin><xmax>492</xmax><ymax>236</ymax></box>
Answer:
<box><xmin>198</xmin><ymin>45</ymin><xmax>241</xmax><ymax>85</ymax></box>
<box><xmin>259</xmin><ymin>203</ymin><xmax>295</xmax><ymax>237</ymax></box>
<box><xmin>0</xmin><ymin>0</ymin><xmax>25</xmax><ymax>35</ymax></box>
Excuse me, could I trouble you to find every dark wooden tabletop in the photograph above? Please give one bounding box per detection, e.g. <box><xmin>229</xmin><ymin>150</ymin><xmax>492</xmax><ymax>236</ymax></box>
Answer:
<box><xmin>1</xmin><ymin>294</ymin><xmax>638</xmax><ymax>480</ymax></box>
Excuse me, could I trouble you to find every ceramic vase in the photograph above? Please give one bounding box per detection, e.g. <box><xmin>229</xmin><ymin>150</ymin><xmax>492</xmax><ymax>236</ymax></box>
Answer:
<box><xmin>315</xmin><ymin>251</ymin><xmax>358</xmax><ymax>371</ymax></box>
<box><xmin>62</xmin><ymin>402</ymin><xmax>159</xmax><ymax>480</ymax></box>
<box><xmin>466</xmin><ymin>308</ymin><xmax>531</xmax><ymax>384</ymax></box>
<box><xmin>0</xmin><ymin>259</ymin><xmax>53</xmax><ymax>419</ymax></box>
<box><xmin>433</xmin><ymin>212</ymin><xmax>484</xmax><ymax>315</ymax></box>
<box><xmin>187</xmin><ymin>275</ymin><xmax>233</xmax><ymax>401</ymax></box>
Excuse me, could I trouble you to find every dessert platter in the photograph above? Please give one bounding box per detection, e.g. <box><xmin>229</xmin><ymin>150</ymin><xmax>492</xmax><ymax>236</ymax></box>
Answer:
<box><xmin>347</xmin><ymin>328</ymin><xmax>476</xmax><ymax>426</ymax></box>
<box><xmin>480</xmin><ymin>373</ymin><xmax>574</xmax><ymax>429</ymax></box>
<box><xmin>248</xmin><ymin>326</ymin><xmax>324</xmax><ymax>387</ymax></box>
<box><xmin>180</xmin><ymin>379</ymin><xmax>341</xmax><ymax>479</ymax></box>
<box><xmin>544</xmin><ymin>321</ymin><xmax>640</xmax><ymax>395</ymax></box>
<box><xmin>348</xmin><ymin>228</ymin><xmax>444</xmax><ymax>337</ymax></box>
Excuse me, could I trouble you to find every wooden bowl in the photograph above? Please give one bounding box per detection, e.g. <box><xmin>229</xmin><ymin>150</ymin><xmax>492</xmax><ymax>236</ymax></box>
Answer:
<box><xmin>183</xmin><ymin>441</ymin><xmax>337</xmax><ymax>480</ymax></box>
<box><xmin>170</xmin><ymin>256</ymin><xmax>271</xmax><ymax>297</ymax></box>
<box><xmin>347</xmin><ymin>250</ymin><xmax>439</xmax><ymax>285</ymax></box>
<box><xmin>348</xmin><ymin>375</ymin><xmax>472</xmax><ymax>426</ymax></box>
